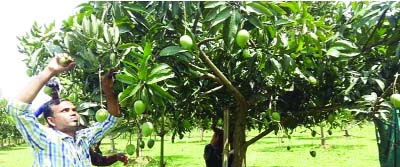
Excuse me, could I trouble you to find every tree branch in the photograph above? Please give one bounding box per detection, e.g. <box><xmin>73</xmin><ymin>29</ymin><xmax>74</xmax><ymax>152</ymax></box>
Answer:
<box><xmin>191</xmin><ymin>9</ymin><xmax>200</xmax><ymax>34</ymax></box>
<box><xmin>198</xmin><ymin>48</ymin><xmax>247</xmax><ymax>103</ymax></box>
<box><xmin>245</xmin><ymin>126</ymin><xmax>274</xmax><ymax>147</ymax></box>
<box><xmin>197</xmin><ymin>38</ymin><xmax>217</xmax><ymax>46</ymax></box>
<box><xmin>200</xmin><ymin>85</ymin><xmax>224</xmax><ymax>96</ymax></box>
<box><xmin>306</xmin><ymin>104</ymin><xmax>344</xmax><ymax>113</ymax></box>
<box><xmin>201</xmin><ymin>73</ymin><xmax>222</xmax><ymax>84</ymax></box>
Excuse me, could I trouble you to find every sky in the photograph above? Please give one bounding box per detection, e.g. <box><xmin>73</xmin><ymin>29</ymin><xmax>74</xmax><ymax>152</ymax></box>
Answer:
<box><xmin>0</xmin><ymin>0</ymin><xmax>85</xmax><ymax>107</ymax></box>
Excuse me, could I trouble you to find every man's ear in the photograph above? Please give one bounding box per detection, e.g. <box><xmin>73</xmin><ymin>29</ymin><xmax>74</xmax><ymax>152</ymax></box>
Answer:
<box><xmin>47</xmin><ymin>117</ymin><xmax>56</xmax><ymax>127</ymax></box>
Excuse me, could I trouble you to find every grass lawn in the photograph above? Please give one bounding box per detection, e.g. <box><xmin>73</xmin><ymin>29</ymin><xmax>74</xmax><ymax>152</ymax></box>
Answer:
<box><xmin>0</xmin><ymin>122</ymin><xmax>379</xmax><ymax>167</ymax></box>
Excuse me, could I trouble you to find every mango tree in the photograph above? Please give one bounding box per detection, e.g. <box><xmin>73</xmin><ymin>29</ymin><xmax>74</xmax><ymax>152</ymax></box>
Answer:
<box><xmin>17</xmin><ymin>1</ymin><xmax>400</xmax><ymax>167</ymax></box>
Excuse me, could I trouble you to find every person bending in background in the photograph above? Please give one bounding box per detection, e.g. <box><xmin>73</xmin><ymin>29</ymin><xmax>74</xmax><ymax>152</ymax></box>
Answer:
<box><xmin>204</xmin><ymin>124</ymin><xmax>233</xmax><ymax>167</ymax></box>
<box><xmin>90</xmin><ymin>140</ymin><xmax>128</xmax><ymax>166</ymax></box>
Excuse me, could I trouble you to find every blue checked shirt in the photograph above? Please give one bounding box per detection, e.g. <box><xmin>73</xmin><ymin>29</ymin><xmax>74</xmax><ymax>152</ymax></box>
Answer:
<box><xmin>7</xmin><ymin>100</ymin><xmax>121</xmax><ymax>167</ymax></box>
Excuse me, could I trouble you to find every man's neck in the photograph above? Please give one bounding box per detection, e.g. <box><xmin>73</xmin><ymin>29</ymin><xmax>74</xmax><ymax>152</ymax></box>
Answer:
<box><xmin>65</xmin><ymin>131</ymin><xmax>76</xmax><ymax>139</ymax></box>
<box><xmin>53</xmin><ymin>127</ymin><xmax>76</xmax><ymax>139</ymax></box>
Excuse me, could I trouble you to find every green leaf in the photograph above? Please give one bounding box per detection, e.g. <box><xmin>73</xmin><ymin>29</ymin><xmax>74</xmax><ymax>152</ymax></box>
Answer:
<box><xmin>361</xmin><ymin>77</ymin><xmax>368</xmax><ymax>84</ymax></box>
<box><xmin>308</xmin><ymin>32</ymin><xmax>318</xmax><ymax>42</ymax></box>
<box><xmin>124</xmin><ymin>3</ymin><xmax>148</xmax><ymax>13</ymax></box>
<box><xmin>149</xmin><ymin>63</ymin><xmax>171</xmax><ymax>78</ymax></box>
<box><xmin>265</xmin><ymin>2</ymin><xmax>287</xmax><ymax>15</ymax></box>
<box><xmin>146</xmin><ymin>73</ymin><xmax>175</xmax><ymax>84</ymax></box>
<box><xmin>159</xmin><ymin>46</ymin><xmax>187</xmax><ymax>56</ymax></box>
<box><xmin>172</xmin><ymin>1</ymin><xmax>180</xmax><ymax>19</ymax></box>
<box><xmin>143</xmin><ymin>41</ymin><xmax>152</xmax><ymax>58</ymax></box>
<box><xmin>275</xmin><ymin>18</ymin><xmax>294</xmax><ymax>26</ymax></box>
<box><xmin>373</xmin><ymin>79</ymin><xmax>385</xmax><ymax>92</ymax></box>
<box><xmin>283</xmin><ymin>54</ymin><xmax>294</xmax><ymax>72</ymax></box>
<box><xmin>185</xmin><ymin>2</ymin><xmax>193</xmax><ymax>18</ymax></box>
<box><xmin>138</xmin><ymin>61</ymin><xmax>148</xmax><ymax>81</ymax></box>
<box><xmin>266</xmin><ymin>26</ymin><xmax>276</xmax><ymax>39</ymax></box>
<box><xmin>120</xmin><ymin>83</ymin><xmax>141</xmax><ymax>104</ymax></box>
<box><xmin>78</xmin><ymin>102</ymin><xmax>98</xmax><ymax>111</ymax></box>
<box><xmin>122</xmin><ymin>60</ymin><xmax>139</xmax><ymax>70</ymax></box>
<box><xmin>396</xmin><ymin>42</ymin><xmax>400</xmax><ymax>57</ymax></box>
<box><xmin>332</xmin><ymin>40</ymin><xmax>358</xmax><ymax>51</ymax></box>
<box><xmin>148</xmin><ymin>84</ymin><xmax>174</xmax><ymax>100</ymax></box>
<box><xmin>226</xmin><ymin>9</ymin><xmax>241</xmax><ymax>47</ymax></box>
<box><xmin>344</xmin><ymin>77</ymin><xmax>359</xmax><ymax>95</ymax></box>
<box><xmin>280</xmin><ymin>2</ymin><xmax>300</xmax><ymax>13</ymax></box>
<box><xmin>362</xmin><ymin>92</ymin><xmax>377</xmax><ymax>102</ymax></box>
<box><xmin>247</xmin><ymin>15</ymin><xmax>263</xmax><ymax>28</ymax></box>
<box><xmin>326</xmin><ymin>48</ymin><xmax>340</xmax><ymax>58</ymax></box>
<box><xmin>247</xmin><ymin>2</ymin><xmax>273</xmax><ymax>16</ymax></box>
<box><xmin>44</xmin><ymin>43</ymin><xmax>63</xmax><ymax>56</ymax></box>
<box><xmin>270</xmin><ymin>58</ymin><xmax>282</xmax><ymax>74</ymax></box>
<box><xmin>211</xmin><ymin>7</ymin><xmax>231</xmax><ymax>28</ymax></box>
<box><xmin>82</xmin><ymin>48</ymin><xmax>98</xmax><ymax>67</ymax></box>
<box><xmin>294</xmin><ymin>67</ymin><xmax>306</xmax><ymax>78</ymax></box>
<box><xmin>90</xmin><ymin>14</ymin><xmax>98</xmax><ymax>37</ymax></box>
<box><xmin>204</xmin><ymin>1</ymin><xmax>226</xmax><ymax>9</ymax></box>
<box><xmin>116</xmin><ymin>73</ymin><xmax>135</xmax><ymax>84</ymax></box>
<box><xmin>339</xmin><ymin>52</ymin><xmax>360</xmax><ymax>57</ymax></box>
<box><xmin>204</xmin><ymin>6</ymin><xmax>225</xmax><ymax>22</ymax></box>
<box><xmin>82</xmin><ymin>16</ymin><xmax>91</xmax><ymax>36</ymax></box>
<box><xmin>113</xmin><ymin>23</ymin><xmax>120</xmax><ymax>44</ymax></box>
<box><xmin>103</xmin><ymin>24</ymin><xmax>110</xmax><ymax>43</ymax></box>
<box><xmin>131</xmin><ymin>12</ymin><xmax>149</xmax><ymax>30</ymax></box>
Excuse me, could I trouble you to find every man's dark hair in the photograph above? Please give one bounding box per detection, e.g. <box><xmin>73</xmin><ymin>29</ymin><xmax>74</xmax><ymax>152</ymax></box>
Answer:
<box><xmin>39</xmin><ymin>99</ymin><xmax>67</xmax><ymax>126</ymax></box>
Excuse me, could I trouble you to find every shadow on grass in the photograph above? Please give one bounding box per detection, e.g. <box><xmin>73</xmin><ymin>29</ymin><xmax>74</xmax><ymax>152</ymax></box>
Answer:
<box><xmin>124</xmin><ymin>154</ymin><xmax>205</xmax><ymax>167</ymax></box>
<box><xmin>0</xmin><ymin>145</ymin><xmax>28</xmax><ymax>155</ymax></box>
<box><xmin>291</xmin><ymin>135</ymin><xmax>367</xmax><ymax>140</ymax></box>
<box><xmin>0</xmin><ymin>145</ymin><xmax>27</xmax><ymax>151</ymax></box>
<box><xmin>254</xmin><ymin>143</ymin><xmax>367</xmax><ymax>152</ymax></box>
<box><xmin>124</xmin><ymin>156</ymin><xmax>158</xmax><ymax>167</ymax></box>
<box><xmin>170</xmin><ymin>140</ymin><xmax>209</xmax><ymax>145</ymax></box>
<box><xmin>154</xmin><ymin>155</ymin><xmax>198</xmax><ymax>166</ymax></box>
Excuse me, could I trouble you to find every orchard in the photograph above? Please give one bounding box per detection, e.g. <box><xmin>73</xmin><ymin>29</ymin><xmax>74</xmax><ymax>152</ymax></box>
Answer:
<box><xmin>8</xmin><ymin>1</ymin><xmax>400</xmax><ymax>167</ymax></box>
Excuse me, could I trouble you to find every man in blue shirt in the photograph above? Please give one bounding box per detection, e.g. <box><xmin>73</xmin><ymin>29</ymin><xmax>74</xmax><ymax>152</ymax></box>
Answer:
<box><xmin>7</xmin><ymin>53</ymin><xmax>123</xmax><ymax>166</ymax></box>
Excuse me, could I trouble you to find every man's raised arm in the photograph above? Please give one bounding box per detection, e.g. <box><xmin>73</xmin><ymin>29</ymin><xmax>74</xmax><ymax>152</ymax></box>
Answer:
<box><xmin>101</xmin><ymin>68</ymin><xmax>121</xmax><ymax>117</ymax></box>
<box><xmin>16</xmin><ymin>53</ymin><xmax>75</xmax><ymax>103</ymax></box>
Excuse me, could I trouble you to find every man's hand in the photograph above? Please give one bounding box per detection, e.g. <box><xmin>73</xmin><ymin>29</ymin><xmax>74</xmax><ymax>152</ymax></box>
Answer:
<box><xmin>114</xmin><ymin>153</ymin><xmax>128</xmax><ymax>165</ymax></box>
<box><xmin>15</xmin><ymin>53</ymin><xmax>75</xmax><ymax>103</ymax></box>
<box><xmin>101</xmin><ymin>68</ymin><xmax>118</xmax><ymax>94</ymax></box>
<box><xmin>47</xmin><ymin>53</ymin><xmax>75</xmax><ymax>75</ymax></box>
<box><xmin>101</xmin><ymin>68</ymin><xmax>121</xmax><ymax>117</ymax></box>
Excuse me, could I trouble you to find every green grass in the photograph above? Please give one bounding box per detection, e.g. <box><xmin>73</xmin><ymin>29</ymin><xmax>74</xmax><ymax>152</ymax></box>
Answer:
<box><xmin>0</xmin><ymin>123</ymin><xmax>379</xmax><ymax>167</ymax></box>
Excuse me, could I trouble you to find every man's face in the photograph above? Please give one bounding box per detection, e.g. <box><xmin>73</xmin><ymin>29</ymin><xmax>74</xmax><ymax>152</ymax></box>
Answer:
<box><xmin>48</xmin><ymin>101</ymin><xmax>80</xmax><ymax>132</ymax></box>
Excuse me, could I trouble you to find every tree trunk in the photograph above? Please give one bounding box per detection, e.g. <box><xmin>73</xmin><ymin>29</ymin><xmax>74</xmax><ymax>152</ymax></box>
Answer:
<box><xmin>110</xmin><ymin>136</ymin><xmax>116</xmax><ymax>153</ymax></box>
<box><xmin>136</xmin><ymin>138</ymin><xmax>141</xmax><ymax>157</ymax></box>
<box><xmin>344</xmin><ymin>129</ymin><xmax>350</xmax><ymax>136</ymax></box>
<box><xmin>232</xmin><ymin>103</ymin><xmax>247</xmax><ymax>167</ymax></box>
<box><xmin>320</xmin><ymin>125</ymin><xmax>326</xmax><ymax>147</ymax></box>
<box><xmin>160</xmin><ymin>111</ymin><xmax>165</xmax><ymax>167</ymax></box>
<box><xmin>171</xmin><ymin>129</ymin><xmax>176</xmax><ymax>143</ymax></box>
<box><xmin>136</xmin><ymin>130</ymin><xmax>143</xmax><ymax>157</ymax></box>
<box><xmin>223</xmin><ymin>108</ymin><xmax>229</xmax><ymax>167</ymax></box>
<box><xmin>200</xmin><ymin>128</ymin><xmax>204</xmax><ymax>141</ymax></box>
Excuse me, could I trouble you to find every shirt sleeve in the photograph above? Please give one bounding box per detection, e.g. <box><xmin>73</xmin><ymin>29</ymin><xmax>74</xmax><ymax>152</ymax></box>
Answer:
<box><xmin>81</xmin><ymin>114</ymin><xmax>122</xmax><ymax>145</ymax></box>
<box><xmin>7</xmin><ymin>100</ymin><xmax>48</xmax><ymax>150</ymax></box>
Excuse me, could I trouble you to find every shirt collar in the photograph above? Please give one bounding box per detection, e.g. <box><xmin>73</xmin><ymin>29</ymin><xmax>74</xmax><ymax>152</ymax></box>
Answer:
<box><xmin>52</xmin><ymin>128</ymin><xmax>75</xmax><ymax>140</ymax></box>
